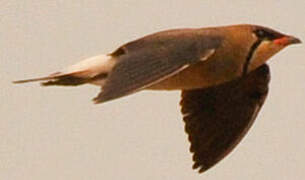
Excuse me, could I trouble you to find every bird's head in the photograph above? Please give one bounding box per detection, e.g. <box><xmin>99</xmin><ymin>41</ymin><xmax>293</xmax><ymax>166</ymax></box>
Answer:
<box><xmin>219</xmin><ymin>24</ymin><xmax>301</xmax><ymax>74</ymax></box>
<box><xmin>248</xmin><ymin>25</ymin><xmax>301</xmax><ymax>72</ymax></box>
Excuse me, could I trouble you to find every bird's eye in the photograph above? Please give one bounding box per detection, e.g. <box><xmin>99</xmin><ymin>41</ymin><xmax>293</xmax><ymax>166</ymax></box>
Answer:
<box><xmin>254</xmin><ymin>28</ymin><xmax>280</xmax><ymax>40</ymax></box>
<box><xmin>255</xmin><ymin>29</ymin><xmax>268</xmax><ymax>38</ymax></box>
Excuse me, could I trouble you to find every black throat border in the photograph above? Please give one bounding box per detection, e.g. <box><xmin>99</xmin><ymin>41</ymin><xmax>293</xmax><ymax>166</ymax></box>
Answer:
<box><xmin>242</xmin><ymin>40</ymin><xmax>262</xmax><ymax>76</ymax></box>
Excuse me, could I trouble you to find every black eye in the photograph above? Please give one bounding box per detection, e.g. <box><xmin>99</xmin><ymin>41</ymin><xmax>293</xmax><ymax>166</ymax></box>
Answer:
<box><xmin>254</xmin><ymin>28</ymin><xmax>280</xmax><ymax>40</ymax></box>
<box><xmin>255</xmin><ymin>29</ymin><xmax>268</xmax><ymax>38</ymax></box>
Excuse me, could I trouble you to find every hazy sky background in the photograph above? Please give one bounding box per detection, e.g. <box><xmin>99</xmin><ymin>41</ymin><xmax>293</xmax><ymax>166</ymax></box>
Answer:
<box><xmin>1</xmin><ymin>1</ymin><xmax>304</xmax><ymax>179</ymax></box>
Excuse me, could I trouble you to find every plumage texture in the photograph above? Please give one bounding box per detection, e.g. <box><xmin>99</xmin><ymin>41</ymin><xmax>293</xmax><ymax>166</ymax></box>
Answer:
<box><xmin>180</xmin><ymin>64</ymin><xmax>270</xmax><ymax>172</ymax></box>
<box><xmin>93</xmin><ymin>29</ymin><xmax>221</xmax><ymax>103</ymax></box>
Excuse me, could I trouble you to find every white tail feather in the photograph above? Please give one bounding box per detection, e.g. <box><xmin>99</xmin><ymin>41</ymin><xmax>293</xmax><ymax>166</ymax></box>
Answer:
<box><xmin>13</xmin><ymin>54</ymin><xmax>115</xmax><ymax>85</ymax></box>
<box><xmin>65</xmin><ymin>54</ymin><xmax>115</xmax><ymax>78</ymax></box>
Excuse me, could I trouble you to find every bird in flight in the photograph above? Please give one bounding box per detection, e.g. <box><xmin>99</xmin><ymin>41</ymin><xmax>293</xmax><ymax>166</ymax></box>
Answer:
<box><xmin>14</xmin><ymin>24</ymin><xmax>301</xmax><ymax>173</ymax></box>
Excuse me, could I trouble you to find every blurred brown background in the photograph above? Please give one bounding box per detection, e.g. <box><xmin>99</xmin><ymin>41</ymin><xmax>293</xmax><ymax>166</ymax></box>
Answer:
<box><xmin>1</xmin><ymin>1</ymin><xmax>304</xmax><ymax>179</ymax></box>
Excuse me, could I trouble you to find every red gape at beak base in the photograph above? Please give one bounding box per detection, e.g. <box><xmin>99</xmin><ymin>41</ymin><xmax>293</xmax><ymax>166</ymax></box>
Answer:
<box><xmin>274</xmin><ymin>36</ymin><xmax>302</xmax><ymax>46</ymax></box>
<box><xmin>274</xmin><ymin>37</ymin><xmax>290</xmax><ymax>46</ymax></box>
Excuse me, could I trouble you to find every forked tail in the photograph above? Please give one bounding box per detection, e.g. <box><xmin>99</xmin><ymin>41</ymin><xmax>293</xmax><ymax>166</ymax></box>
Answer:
<box><xmin>13</xmin><ymin>54</ymin><xmax>115</xmax><ymax>86</ymax></box>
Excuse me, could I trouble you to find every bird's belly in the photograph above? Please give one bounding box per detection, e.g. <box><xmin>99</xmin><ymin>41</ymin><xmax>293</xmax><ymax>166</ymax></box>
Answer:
<box><xmin>148</xmin><ymin>59</ymin><xmax>243</xmax><ymax>90</ymax></box>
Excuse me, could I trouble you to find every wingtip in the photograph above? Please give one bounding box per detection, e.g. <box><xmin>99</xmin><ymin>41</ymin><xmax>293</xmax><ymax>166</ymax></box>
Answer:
<box><xmin>198</xmin><ymin>167</ymin><xmax>207</xmax><ymax>173</ymax></box>
<box><xmin>92</xmin><ymin>94</ymin><xmax>115</xmax><ymax>104</ymax></box>
<box><xmin>192</xmin><ymin>162</ymin><xmax>211</xmax><ymax>174</ymax></box>
<box><xmin>92</xmin><ymin>97</ymin><xmax>103</xmax><ymax>104</ymax></box>
<box><xmin>93</xmin><ymin>99</ymin><xmax>100</xmax><ymax>104</ymax></box>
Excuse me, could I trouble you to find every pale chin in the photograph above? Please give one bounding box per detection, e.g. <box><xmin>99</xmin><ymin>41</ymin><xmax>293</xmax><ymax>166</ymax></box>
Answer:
<box><xmin>248</xmin><ymin>40</ymin><xmax>285</xmax><ymax>72</ymax></box>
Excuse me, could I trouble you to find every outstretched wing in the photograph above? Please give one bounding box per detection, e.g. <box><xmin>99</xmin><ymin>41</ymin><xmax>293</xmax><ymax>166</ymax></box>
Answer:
<box><xmin>93</xmin><ymin>29</ymin><xmax>221</xmax><ymax>103</ymax></box>
<box><xmin>180</xmin><ymin>64</ymin><xmax>270</xmax><ymax>173</ymax></box>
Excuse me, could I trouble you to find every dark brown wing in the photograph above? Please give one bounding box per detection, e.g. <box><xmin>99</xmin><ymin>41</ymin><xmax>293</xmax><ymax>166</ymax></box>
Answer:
<box><xmin>180</xmin><ymin>64</ymin><xmax>270</xmax><ymax>173</ymax></box>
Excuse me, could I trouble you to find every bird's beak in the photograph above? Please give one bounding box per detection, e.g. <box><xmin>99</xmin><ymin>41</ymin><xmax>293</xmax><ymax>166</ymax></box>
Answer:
<box><xmin>287</xmin><ymin>35</ymin><xmax>302</xmax><ymax>44</ymax></box>
<box><xmin>274</xmin><ymin>35</ymin><xmax>302</xmax><ymax>46</ymax></box>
